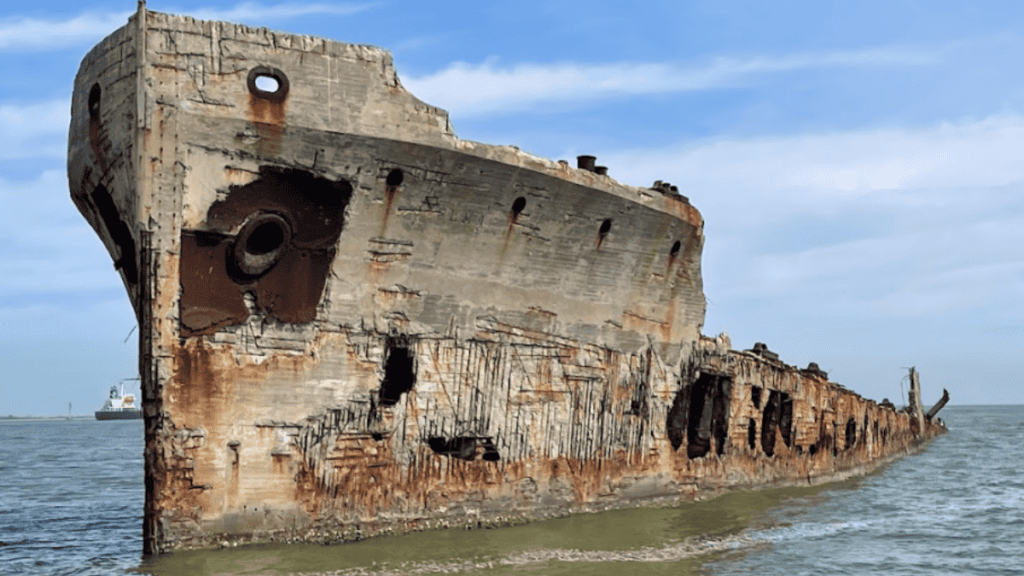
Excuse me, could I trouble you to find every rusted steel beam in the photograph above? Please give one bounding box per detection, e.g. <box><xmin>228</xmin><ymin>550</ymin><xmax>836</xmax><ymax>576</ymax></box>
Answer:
<box><xmin>926</xmin><ymin>388</ymin><xmax>950</xmax><ymax>420</ymax></box>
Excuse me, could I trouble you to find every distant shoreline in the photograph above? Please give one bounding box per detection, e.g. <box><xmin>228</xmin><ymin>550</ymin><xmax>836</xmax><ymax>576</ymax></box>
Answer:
<box><xmin>0</xmin><ymin>415</ymin><xmax>107</xmax><ymax>421</ymax></box>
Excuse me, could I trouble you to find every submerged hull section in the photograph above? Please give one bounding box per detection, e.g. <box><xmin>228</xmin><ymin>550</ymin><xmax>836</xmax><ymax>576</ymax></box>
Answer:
<box><xmin>69</xmin><ymin>7</ymin><xmax>947</xmax><ymax>555</ymax></box>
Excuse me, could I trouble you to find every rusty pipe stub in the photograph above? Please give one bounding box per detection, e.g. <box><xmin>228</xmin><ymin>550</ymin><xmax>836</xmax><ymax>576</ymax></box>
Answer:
<box><xmin>232</xmin><ymin>212</ymin><xmax>292</xmax><ymax>278</ymax></box>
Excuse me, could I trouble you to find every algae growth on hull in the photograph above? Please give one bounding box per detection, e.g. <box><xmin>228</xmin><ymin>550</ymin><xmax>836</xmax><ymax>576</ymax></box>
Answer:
<box><xmin>142</xmin><ymin>483</ymin><xmax>846</xmax><ymax>576</ymax></box>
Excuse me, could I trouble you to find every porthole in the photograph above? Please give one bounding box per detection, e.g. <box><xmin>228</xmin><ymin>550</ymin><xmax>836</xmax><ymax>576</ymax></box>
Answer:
<box><xmin>246</xmin><ymin>66</ymin><xmax>290</xmax><ymax>101</ymax></box>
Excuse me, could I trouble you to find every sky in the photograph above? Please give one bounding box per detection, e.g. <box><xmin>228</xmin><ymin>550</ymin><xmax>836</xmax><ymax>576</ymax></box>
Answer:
<box><xmin>1</xmin><ymin>0</ymin><xmax>1021</xmax><ymax>415</ymax></box>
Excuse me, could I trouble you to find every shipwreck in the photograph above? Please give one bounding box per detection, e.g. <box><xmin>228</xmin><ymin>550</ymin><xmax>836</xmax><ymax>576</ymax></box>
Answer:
<box><xmin>68</xmin><ymin>4</ymin><xmax>948</xmax><ymax>555</ymax></box>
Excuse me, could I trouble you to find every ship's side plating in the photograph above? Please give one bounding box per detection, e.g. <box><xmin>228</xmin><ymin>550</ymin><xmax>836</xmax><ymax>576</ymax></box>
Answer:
<box><xmin>69</xmin><ymin>7</ymin><xmax>946</xmax><ymax>555</ymax></box>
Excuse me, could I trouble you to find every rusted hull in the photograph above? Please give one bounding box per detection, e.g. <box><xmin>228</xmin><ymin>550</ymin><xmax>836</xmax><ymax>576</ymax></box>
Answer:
<box><xmin>68</xmin><ymin>6</ymin><xmax>946</xmax><ymax>555</ymax></box>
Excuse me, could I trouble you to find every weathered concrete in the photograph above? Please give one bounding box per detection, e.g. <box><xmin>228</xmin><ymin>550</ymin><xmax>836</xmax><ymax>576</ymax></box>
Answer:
<box><xmin>68</xmin><ymin>5</ymin><xmax>947</xmax><ymax>556</ymax></box>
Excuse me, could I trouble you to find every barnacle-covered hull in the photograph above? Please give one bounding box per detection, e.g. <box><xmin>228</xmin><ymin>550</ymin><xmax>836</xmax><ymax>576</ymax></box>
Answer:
<box><xmin>68</xmin><ymin>5</ymin><xmax>947</xmax><ymax>555</ymax></box>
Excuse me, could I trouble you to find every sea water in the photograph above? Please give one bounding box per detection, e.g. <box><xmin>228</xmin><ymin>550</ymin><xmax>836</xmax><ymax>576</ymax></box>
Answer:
<box><xmin>1</xmin><ymin>406</ymin><xmax>1020</xmax><ymax>575</ymax></box>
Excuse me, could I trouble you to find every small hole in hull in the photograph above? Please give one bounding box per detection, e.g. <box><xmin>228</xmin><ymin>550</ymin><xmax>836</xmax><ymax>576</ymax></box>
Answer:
<box><xmin>599</xmin><ymin>219</ymin><xmax>612</xmax><ymax>235</ymax></box>
<box><xmin>246</xmin><ymin>66</ymin><xmax>290</xmax><ymax>101</ymax></box>
<box><xmin>386</xmin><ymin>168</ymin><xmax>404</xmax><ymax>187</ymax></box>
<box><xmin>511</xmin><ymin>196</ymin><xmax>526</xmax><ymax>215</ymax></box>
<box><xmin>670</xmin><ymin>240</ymin><xmax>681</xmax><ymax>258</ymax></box>
<box><xmin>379</xmin><ymin>335</ymin><xmax>416</xmax><ymax>406</ymax></box>
<box><xmin>88</xmin><ymin>84</ymin><xmax>101</xmax><ymax>120</ymax></box>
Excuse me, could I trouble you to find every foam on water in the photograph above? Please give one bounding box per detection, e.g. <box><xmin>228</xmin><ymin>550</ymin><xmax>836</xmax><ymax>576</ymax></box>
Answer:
<box><xmin>706</xmin><ymin>406</ymin><xmax>1024</xmax><ymax>576</ymax></box>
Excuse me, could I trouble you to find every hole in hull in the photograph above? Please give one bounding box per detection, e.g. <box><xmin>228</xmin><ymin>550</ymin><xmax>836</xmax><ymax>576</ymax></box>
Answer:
<box><xmin>511</xmin><ymin>196</ymin><xmax>526</xmax><ymax>215</ymax></box>
<box><xmin>386</xmin><ymin>168</ymin><xmax>404</xmax><ymax>187</ymax></box>
<box><xmin>247</xmin><ymin>66</ymin><xmax>289</xmax><ymax>101</ymax></box>
<box><xmin>761</xmin><ymin>390</ymin><xmax>793</xmax><ymax>457</ymax></box>
<box><xmin>91</xmin><ymin>184</ymin><xmax>138</xmax><ymax>289</ymax></box>
<box><xmin>88</xmin><ymin>84</ymin><xmax>101</xmax><ymax>120</ymax></box>
<box><xmin>427</xmin><ymin>436</ymin><xmax>478</xmax><ymax>460</ymax></box>
<box><xmin>684</xmin><ymin>373</ymin><xmax>732</xmax><ymax>459</ymax></box>
<box><xmin>380</xmin><ymin>335</ymin><xmax>416</xmax><ymax>406</ymax></box>
<box><xmin>846</xmin><ymin>417</ymin><xmax>857</xmax><ymax>450</ymax></box>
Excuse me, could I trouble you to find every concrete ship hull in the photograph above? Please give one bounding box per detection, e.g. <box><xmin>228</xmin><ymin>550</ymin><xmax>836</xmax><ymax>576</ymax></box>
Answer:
<box><xmin>68</xmin><ymin>5</ymin><xmax>947</xmax><ymax>555</ymax></box>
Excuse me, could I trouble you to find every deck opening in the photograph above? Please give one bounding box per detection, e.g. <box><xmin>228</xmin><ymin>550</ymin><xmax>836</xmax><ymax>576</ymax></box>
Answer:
<box><xmin>379</xmin><ymin>335</ymin><xmax>416</xmax><ymax>406</ymax></box>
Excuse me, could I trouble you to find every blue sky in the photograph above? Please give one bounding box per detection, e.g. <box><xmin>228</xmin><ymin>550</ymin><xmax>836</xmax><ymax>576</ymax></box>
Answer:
<box><xmin>1</xmin><ymin>0</ymin><xmax>1021</xmax><ymax>415</ymax></box>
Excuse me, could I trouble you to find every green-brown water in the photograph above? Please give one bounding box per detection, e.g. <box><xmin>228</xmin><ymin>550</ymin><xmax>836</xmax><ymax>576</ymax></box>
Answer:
<box><xmin>139</xmin><ymin>483</ymin><xmax>842</xmax><ymax>576</ymax></box>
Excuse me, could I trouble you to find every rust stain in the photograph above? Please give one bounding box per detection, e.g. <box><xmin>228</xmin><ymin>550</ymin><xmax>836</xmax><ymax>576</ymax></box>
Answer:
<box><xmin>380</xmin><ymin>185</ymin><xmax>398</xmax><ymax>236</ymax></box>
<box><xmin>501</xmin><ymin>209</ymin><xmax>520</xmax><ymax>256</ymax></box>
<box><xmin>247</xmin><ymin>92</ymin><xmax>288</xmax><ymax>159</ymax></box>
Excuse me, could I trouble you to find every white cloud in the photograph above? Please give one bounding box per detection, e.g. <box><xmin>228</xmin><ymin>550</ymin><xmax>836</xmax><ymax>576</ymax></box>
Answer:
<box><xmin>186</xmin><ymin>2</ymin><xmax>379</xmax><ymax>23</ymax></box>
<box><xmin>405</xmin><ymin>47</ymin><xmax>936</xmax><ymax>116</ymax></box>
<box><xmin>0</xmin><ymin>3</ymin><xmax>378</xmax><ymax>52</ymax></box>
<box><xmin>0</xmin><ymin>100</ymin><xmax>69</xmax><ymax>160</ymax></box>
<box><xmin>0</xmin><ymin>12</ymin><xmax>132</xmax><ymax>52</ymax></box>
<box><xmin>0</xmin><ymin>170</ymin><xmax>120</xmax><ymax>296</ymax></box>
<box><xmin>592</xmin><ymin>116</ymin><xmax>1024</xmax><ymax>327</ymax></box>
<box><xmin>602</xmin><ymin>115</ymin><xmax>1024</xmax><ymax>209</ymax></box>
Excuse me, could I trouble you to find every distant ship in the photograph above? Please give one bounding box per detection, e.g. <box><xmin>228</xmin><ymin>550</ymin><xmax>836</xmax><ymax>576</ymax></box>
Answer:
<box><xmin>94</xmin><ymin>382</ymin><xmax>141</xmax><ymax>420</ymax></box>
